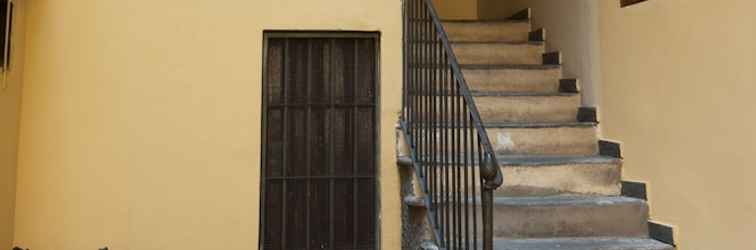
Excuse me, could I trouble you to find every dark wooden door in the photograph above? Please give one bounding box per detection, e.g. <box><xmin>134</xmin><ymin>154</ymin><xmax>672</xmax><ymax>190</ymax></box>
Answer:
<box><xmin>262</xmin><ymin>33</ymin><xmax>378</xmax><ymax>250</ymax></box>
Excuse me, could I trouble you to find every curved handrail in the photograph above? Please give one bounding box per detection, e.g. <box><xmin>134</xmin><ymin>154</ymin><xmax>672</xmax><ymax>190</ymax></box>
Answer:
<box><xmin>420</xmin><ymin>0</ymin><xmax>503</xmax><ymax>190</ymax></box>
<box><xmin>401</xmin><ymin>0</ymin><xmax>504</xmax><ymax>249</ymax></box>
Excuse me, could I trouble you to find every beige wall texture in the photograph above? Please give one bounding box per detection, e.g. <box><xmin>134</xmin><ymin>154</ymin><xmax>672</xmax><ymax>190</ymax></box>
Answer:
<box><xmin>433</xmin><ymin>0</ymin><xmax>479</xmax><ymax>20</ymax></box>
<box><xmin>477</xmin><ymin>0</ymin><xmax>602</xmax><ymax>107</ymax></box>
<box><xmin>0</xmin><ymin>1</ymin><xmax>25</xmax><ymax>249</ymax></box>
<box><xmin>599</xmin><ymin>0</ymin><xmax>756</xmax><ymax>249</ymax></box>
<box><xmin>13</xmin><ymin>0</ymin><xmax>402</xmax><ymax>249</ymax></box>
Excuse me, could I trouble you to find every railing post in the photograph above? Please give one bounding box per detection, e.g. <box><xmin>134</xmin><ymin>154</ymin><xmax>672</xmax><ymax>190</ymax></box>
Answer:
<box><xmin>481</xmin><ymin>156</ymin><xmax>496</xmax><ymax>250</ymax></box>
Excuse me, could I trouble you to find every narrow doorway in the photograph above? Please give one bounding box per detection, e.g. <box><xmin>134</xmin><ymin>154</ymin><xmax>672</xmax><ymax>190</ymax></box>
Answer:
<box><xmin>261</xmin><ymin>32</ymin><xmax>379</xmax><ymax>250</ymax></box>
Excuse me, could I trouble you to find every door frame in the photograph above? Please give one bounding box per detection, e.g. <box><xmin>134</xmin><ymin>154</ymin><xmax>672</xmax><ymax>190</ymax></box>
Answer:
<box><xmin>259</xmin><ymin>31</ymin><xmax>382</xmax><ymax>250</ymax></box>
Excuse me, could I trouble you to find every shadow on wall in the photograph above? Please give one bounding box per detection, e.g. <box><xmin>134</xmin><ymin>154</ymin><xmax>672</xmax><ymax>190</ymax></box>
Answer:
<box><xmin>475</xmin><ymin>0</ymin><xmax>602</xmax><ymax>108</ymax></box>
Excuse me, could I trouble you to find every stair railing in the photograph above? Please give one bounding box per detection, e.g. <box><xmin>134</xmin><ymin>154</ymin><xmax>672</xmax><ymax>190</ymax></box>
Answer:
<box><xmin>401</xmin><ymin>0</ymin><xmax>504</xmax><ymax>250</ymax></box>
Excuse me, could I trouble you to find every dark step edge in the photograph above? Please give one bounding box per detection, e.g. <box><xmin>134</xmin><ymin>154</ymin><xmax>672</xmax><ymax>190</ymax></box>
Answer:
<box><xmin>577</xmin><ymin>107</ymin><xmax>599</xmax><ymax>123</ymax></box>
<box><xmin>599</xmin><ymin>139</ymin><xmax>623</xmax><ymax>158</ymax></box>
<box><xmin>649</xmin><ymin>221</ymin><xmax>677</xmax><ymax>247</ymax></box>
<box><xmin>460</xmin><ymin>64</ymin><xmax>561</xmax><ymax>70</ymax></box>
<box><xmin>620</xmin><ymin>180</ymin><xmax>677</xmax><ymax>247</ymax></box>
<box><xmin>559</xmin><ymin>79</ymin><xmax>581</xmax><ymax>93</ymax></box>
<box><xmin>622</xmin><ymin>181</ymin><xmax>648</xmax><ymax>200</ymax></box>
<box><xmin>509</xmin><ymin>8</ymin><xmax>532</xmax><ymax>21</ymax></box>
<box><xmin>529</xmin><ymin>28</ymin><xmax>546</xmax><ymax>42</ymax></box>
<box><xmin>543</xmin><ymin>51</ymin><xmax>562</xmax><ymax>65</ymax></box>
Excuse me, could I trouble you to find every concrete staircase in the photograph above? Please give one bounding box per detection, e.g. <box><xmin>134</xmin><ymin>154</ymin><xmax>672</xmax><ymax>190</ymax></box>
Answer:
<box><xmin>399</xmin><ymin>9</ymin><xmax>675</xmax><ymax>250</ymax></box>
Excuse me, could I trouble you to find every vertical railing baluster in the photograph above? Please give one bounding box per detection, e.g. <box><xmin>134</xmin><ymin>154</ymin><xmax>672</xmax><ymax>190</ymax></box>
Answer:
<box><xmin>431</xmin><ymin>11</ymin><xmax>438</xmax><ymax>225</ymax></box>
<box><xmin>452</xmin><ymin>77</ymin><xmax>459</xmax><ymax>250</ymax></box>
<box><xmin>402</xmin><ymin>1</ymin><xmax>504</xmax><ymax>249</ymax></box>
<box><xmin>462</xmin><ymin>103</ymin><xmax>472</xmax><ymax>249</ymax></box>
<box><xmin>473</xmin><ymin>134</ymin><xmax>485</xmax><ymax>250</ymax></box>
<box><xmin>436</xmin><ymin>45</ymin><xmax>449</xmax><ymax>246</ymax></box>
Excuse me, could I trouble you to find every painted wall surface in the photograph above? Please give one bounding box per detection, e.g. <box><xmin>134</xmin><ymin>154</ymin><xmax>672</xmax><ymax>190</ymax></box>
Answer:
<box><xmin>433</xmin><ymin>0</ymin><xmax>478</xmax><ymax>20</ymax></box>
<box><xmin>599</xmin><ymin>1</ymin><xmax>756</xmax><ymax>249</ymax></box>
<box><xmin>0</xmin><ymin>1</ymin><xmax>25</xmax><ymax>249</ymax></box>
<box><xmin>13</xmin><ymin>0</ymin><xmax>402</xmax><ymax>249</ymax></box>
<box><xmin>477</xmin><ymin>0</ymin><xmax>602</xmax><ymax>107</ymax></box>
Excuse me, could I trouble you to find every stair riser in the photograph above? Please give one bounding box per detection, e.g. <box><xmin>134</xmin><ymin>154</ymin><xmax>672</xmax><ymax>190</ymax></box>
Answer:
<box><xmin>488</xmin><ymin>127</ymin><xmax>598</xmax><ymax>156</ymax></box>
<box><xmin>444</xmin><ymin>22</ymin><xmax>530</xmax><ymax>43</ymax></box>
<box><xmin>476</xmin><ymin>95</ymin><xmax>579</xmax><ymax>123</ymax></box>
<box><xmin>498</xmin><ymin>163</ymin><xmax>622</xmax><ymax>196</ymax></box>
<box><xmin>490</xmin><ymin>200</ymin><xmax>650</xmax><ymax>238</ymax></box>
<box><xmin>452</xmin><ymin>43</ymin><xmax>544</xmax><ymax>65</ymax></box>
<box><xmin>463</xmin><ymin>68</ymin><xmax>562</xmax><ymax>93</ymax></box>
<box><xmin>412</xmin><ymin>68</ymin><xmax>562</xmax><ymax>94</ymax></box>
<box><xmin>406</xmin><ymin>162</ymin><xmax>621</xmax><ymax>197</ymax></box>
<box><xmin>405</xmin><ymin>126</ymin><xmax>597</xmax><ymax>156</ymax></box>
<box><xmin>409</xmin><ymin>95</ymin><xmax>580</xmax><ymax>123</ymax></box>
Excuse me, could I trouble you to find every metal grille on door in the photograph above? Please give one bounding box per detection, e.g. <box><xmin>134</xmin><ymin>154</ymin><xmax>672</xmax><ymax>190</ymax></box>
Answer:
<box><xmin>262</xmin><ymin>34</ymin><xmax>378</xmax><ymax>250</ymax></box>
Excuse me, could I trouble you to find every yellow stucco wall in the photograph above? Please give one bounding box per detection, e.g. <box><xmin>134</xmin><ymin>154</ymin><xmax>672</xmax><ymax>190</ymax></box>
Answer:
<box><xmin>0</xmin><ymin>1</ymin><xmax>25</xmax><ymax>249</ymax></box>
<box><xmin>599</xmin><ymin>1</ymin><xmax>756</xmax><ymax>249</ymax></box>
<box><xmin>433</xmin><ymin>0</ymin><xmax>478</xmax><ymax>20</ymax></box>
<box><xmin>13</xmin><ymin>0</ymin><xmax>402</xmax><ymax>249</ymax></box>
<box><xmin>477</xmin><ymin>0</ymin><xmax>602</xmax><ymax>107</ymax></box>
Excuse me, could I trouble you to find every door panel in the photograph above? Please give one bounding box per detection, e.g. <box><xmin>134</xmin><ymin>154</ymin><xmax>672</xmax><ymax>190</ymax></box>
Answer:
<box><xmin>262</xmin><ymin>33</ymin><xmax>378</xmax><ymax>250</ymax></box>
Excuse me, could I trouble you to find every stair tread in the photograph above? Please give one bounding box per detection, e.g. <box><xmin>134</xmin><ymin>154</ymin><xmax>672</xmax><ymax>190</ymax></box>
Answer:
<box><xmin>497</xmin><ymin>155</ymin><xmax>621</xmax><ymax>167</ymax></box>
<box><xmin>398</xmin><ymin>155</ymin><xmax>619</xmax><ymax>166</ymax></box>
<box><xmin>485</xmin><ymin>121</ymin><xmax>596</xmax><ymax>128</ymax></box>
<box><xmin>471</xmin><ymin>91</ymin><xmax>577</xmax><ymax>97</ymax></box>
<box><xmin>493</xmin><ymin>237</ymin><xmax>674</xmax><ymax>250</ymax></box>
<box><xmin>493</xmin><ymin>195</ymin><xmax>644</xmax><ymax>207</ymax></box>
<box><xmin>452</xmin><ymin>41</ymin><xmax>544</xmax><ymax>45</ymax></box>
<box><xmin>462</xmin><ymin>64</ymin><xmax>561</xmax><ymax>70</ymax></box>
<box><xmin>442</xmin><ymin>19</ymin><xmax>530</xmax><ymax>24</ymax></box>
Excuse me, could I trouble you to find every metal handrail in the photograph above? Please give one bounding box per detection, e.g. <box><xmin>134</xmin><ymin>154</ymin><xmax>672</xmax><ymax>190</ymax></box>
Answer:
<box><xmin>401</xmin><ymin>0</ymin><xmax>504</xmax><ymax>249</ymax></box>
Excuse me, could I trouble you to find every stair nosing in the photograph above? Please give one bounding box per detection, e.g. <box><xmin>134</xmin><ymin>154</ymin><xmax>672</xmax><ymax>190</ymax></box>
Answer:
<box><xmin>493</xmin><ymin>195</ymin><xmax>646</xmax><ymax>207</ymax></box>
<box><xmin>471</xmin><ymin>91</ymin><xmax>578</xmax><ymax>97</ymax></box>
<box><xmin>492</xmin><ymin>237</ymin><xmax>674</xmax><ymax>250</ymax></box>
<box><xmin>451</xmin><ymin>41</ymin><xmax>545</xmax><ymax>46</ymax></box>
<box><xmin>484</xmin><ymin>121</ymin><xmax>597</xmax><ymax>129</ymax></box>
<box><xmin>497</xmin><ymin>155</ymin><xmax>621</xmax><ymax>167</ymax></box>
<box><xmin>461</xmin><ymin>64</ymin><xmax>561</xmax><ymax>70</ymax></box>
<box><xmin>398</xmin><ymin>155</ymin><xmax>621</xmax><ymax>168</ymax></box>
<box><xmin>442</xmin><ymin>19</ymin><xmax>530</xmax><ymax>24</ymax></box>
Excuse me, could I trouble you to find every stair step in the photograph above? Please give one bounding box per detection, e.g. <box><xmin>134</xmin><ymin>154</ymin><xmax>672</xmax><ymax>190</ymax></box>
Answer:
<box><xmin>444</xmin><ymin>20</ymin><xmax>531</xmax><ymax>43</ymax></box>
<box><xmin>413</xmin><ymin>93</ymin><xmax>580</xmax><ymax>123</ymax></box>
<box><xmin>397</xmin><ymin>154</ymin><xmax>621</xmax><ymax>197</ymax></box>
<box><xmin>473</xmin><ymin>93</ymin><xmax>580</xmax><ymax>123</ymax></box>
<box><xmin>497</xmin><ymin>155</ymin><xmax>621</xmax><ymax>196</ymax></box>
<box><xmin>462</xmin><ymin>65</ymin><xmax>562</xmax><ymax>93</ymax></box>
<box><xmin>402</xmin><ymin>122</ymin><xmax>598</xmax><ymax>156</ymax></box>
<box><xmin>493</xmin><ymin>238</ymin><xmax>674</xmax><ymax>250</ymax></box>
<box><xmin>492</xmin><ymin>196</ymin><xmax>649</xmax><ymax>238</ymax></box>
<box><xmin>452</xmin><ymin>42</ymin><xmax>545</xmax><ymax>65</ymax></box>
<box><xmin>486</xmin><ymin>122</ymin><xmax>598</xmax><ymax>156</ymax></box>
